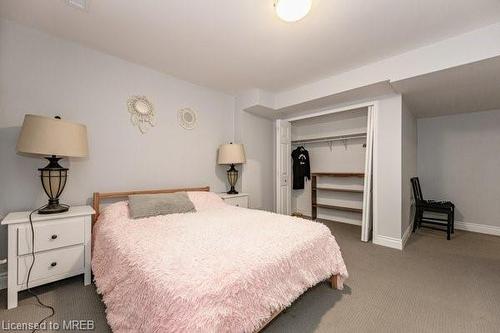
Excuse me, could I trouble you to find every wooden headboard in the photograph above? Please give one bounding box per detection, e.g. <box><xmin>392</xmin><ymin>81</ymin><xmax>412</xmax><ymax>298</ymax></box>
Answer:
<box><xmin>92</xmin><ymin>186</ymin><xmax>210</xmax><ymax>225</ymax></box>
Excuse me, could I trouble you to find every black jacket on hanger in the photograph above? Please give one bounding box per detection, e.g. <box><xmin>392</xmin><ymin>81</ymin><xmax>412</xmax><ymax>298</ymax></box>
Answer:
<box><xmin>291</xmin><ymin>146</ymin><xmax>311</xmax><ymax>189</ymax></box>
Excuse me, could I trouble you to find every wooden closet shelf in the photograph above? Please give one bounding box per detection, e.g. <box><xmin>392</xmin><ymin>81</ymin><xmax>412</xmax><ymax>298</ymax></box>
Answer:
<box><xmin>313</xmin><ymin>187</ymin><xmax>364</xmax><ymax>193</ymax></box>
<box><xmin>313</xmin><ymin>217</ymin><xmax>360</xmax><ymax>225</ymax></box>
<box><xmin>313</xmin><ymin>203</ymin><xmax>363</xmax><ymax>213</ymax></box>
<box><xmin>312</xmin><ymin>172</ymin><xmax>364</xmax><ymax>178</ymax></box>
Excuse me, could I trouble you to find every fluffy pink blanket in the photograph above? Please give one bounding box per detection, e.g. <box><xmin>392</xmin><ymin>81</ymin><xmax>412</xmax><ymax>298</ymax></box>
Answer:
<box><xmin>92</xmin><ymin>194</ymin><xmax>348</xmax><ymax>333</ymax></box>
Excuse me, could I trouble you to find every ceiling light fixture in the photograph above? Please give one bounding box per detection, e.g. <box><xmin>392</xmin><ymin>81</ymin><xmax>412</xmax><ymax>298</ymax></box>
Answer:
<box><xmin>274</xmin><ymin>0</ymin><xmax>312</xmax><ymax>22</ymax></box>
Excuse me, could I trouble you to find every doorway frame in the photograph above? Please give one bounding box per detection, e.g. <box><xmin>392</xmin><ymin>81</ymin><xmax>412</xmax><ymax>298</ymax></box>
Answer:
<box><xmin>275</xmin><ymin>100</ymin><xmax>380</xmax><ymax>242</ymax></box>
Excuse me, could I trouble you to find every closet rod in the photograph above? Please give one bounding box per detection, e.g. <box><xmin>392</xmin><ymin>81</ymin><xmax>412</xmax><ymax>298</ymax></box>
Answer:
<box><xmin>291</xmin><ymin>133</ymin><xmax>366</xmax><ymax>145</ymax></box>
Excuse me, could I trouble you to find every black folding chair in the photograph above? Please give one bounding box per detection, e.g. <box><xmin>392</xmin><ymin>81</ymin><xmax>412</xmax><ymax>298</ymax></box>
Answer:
<box><xmin>411</xmin><ymin>177</ymin><xmax>455</xmax><ymax>240</ymax></box>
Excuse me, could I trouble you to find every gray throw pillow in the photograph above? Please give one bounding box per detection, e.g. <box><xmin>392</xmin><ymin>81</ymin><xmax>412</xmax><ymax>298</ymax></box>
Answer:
<box><xmin>128</xmin><ymin>192</ymin><xmax>196</xmax><ymax>219</ymax></box>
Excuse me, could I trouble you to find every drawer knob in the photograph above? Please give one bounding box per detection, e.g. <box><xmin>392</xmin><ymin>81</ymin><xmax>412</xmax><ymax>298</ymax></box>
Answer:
<box><xmin>50</xmin><ymin>262</ymin><xmax>57</xmax><ymax>267</ymax></box>
<box><xmin>51</xmin><ymin>234</ymin><xmax>58</xmax><ymax>240</ymax></box>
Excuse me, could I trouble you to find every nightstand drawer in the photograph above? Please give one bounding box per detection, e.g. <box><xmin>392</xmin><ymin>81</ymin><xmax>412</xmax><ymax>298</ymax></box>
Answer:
<box><xmin>17</xmin><ymin>245</ymin><xmax>84</xmax><ymax>285</ymax></box>
<box><xmin>225</xmin><ymin>196</ymin><xmax>249</xmax><ymax>208</ymax></box>
<box><xmin>17</xmin><ymin>217</ymin><xmax>85</xmax><ymax>255</ymax></box>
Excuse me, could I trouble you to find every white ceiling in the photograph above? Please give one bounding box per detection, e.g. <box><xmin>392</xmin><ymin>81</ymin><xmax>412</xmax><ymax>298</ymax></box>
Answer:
<box><xmin>246</xmin><ymin>81</ymin><xmax>395</xmax><ymax>119</ymax></box>
<box><xmin>1</xmin><ymin>0</ymin><xmax>500</xmax><ymax>94</ymax></box>
<box><xmin>392</xmin><ymin>56</ymin><xmax>500</xmax><ymax>118</ymax></box>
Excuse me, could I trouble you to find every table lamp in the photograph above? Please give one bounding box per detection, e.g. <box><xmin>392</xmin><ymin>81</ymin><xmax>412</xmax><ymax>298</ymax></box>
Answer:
<box><xmin>16</xmin><ymin>114</ymin><xmax>89</xmax><ymax>214</ymax></box>
<box><xmin>217</xmin><ymin>143</ymin><xmax>246</xmax><ymax>194</ymax></box>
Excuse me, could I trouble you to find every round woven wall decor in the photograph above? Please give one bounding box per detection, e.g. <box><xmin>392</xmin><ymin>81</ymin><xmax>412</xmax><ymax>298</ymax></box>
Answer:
<box><xmin>178</xmin><ymin>108</ymin><xmax>197</xmax><ymax>130</ymax></box>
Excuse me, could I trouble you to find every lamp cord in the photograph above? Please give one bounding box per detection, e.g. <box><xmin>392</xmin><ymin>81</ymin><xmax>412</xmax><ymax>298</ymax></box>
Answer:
<box><xmin>27</xmin><ymin>205</ymin><xmax>56</xmax><ymax>333</ymax></box>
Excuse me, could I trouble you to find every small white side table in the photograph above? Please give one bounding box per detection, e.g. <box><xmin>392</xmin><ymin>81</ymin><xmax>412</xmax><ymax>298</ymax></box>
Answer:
<box><xmin>218</xmin><ymin>193</ymin><xmax>249</xmax><ymax>208</ymax></box>
<box><xmin>1</xmin><ymin>205</ymin><xmax>95</xmax><ymax>309</ymax></box>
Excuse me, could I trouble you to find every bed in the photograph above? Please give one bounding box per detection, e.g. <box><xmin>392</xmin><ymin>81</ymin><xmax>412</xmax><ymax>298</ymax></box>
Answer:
<box><xmin>91</xmin><ymin>187</ymin><xmax>348</xmax><ymax>333</ymax></box>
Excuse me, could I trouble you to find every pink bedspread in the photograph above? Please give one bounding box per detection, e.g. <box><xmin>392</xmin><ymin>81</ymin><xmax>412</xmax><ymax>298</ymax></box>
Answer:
<box><xmin>92</xmin><ymin>197</ymin><xmax>348</xmax><ymax>333</ymax></box>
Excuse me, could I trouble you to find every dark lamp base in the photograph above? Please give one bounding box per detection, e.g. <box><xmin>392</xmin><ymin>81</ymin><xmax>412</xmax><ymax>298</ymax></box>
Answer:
<box><xmin>38</xmin><ymin>156</ymin><xmax>70</xmax><ymax>214</ymax></box>
<box><xmin>227</xmin><ymin>187</ymin><xmax>239</xmax><ymax>195</ymax></box>
<box><xmin>38</xmin><ymin>204</ymin><xmax>69</xmax><ymax>215</ymax></box>
<box><xmin>226</xmin><ymin>164</ymin><xmax>239</xmax><ymax>195</ymax></box>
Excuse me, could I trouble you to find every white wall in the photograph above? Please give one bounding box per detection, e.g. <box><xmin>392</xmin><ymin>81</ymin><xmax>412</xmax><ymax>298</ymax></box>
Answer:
<box><xmin>0</xmin><ymin>19</ymin><xmax>235</xmax><ymax>262</ymax></box>
<box><xmin>374</xmin><ymin>95</ymin><xmax>403</xmax><ymax>243</ymax></box>
<box><xmin>417</xmin><ymin>109</ymin><xmax>500</xmax><ymax>230</ymax></box>
<box><xmin>401</xmin><ymin>101</ymin><xmax>417</xmax><ymax>237</ymax></box>
<box><xmin>290</xmin><ymin>109</ymin><xmax>367</xmax><ymax>225</ymax></box>
<box><xmin>234</xmin><ymin>102</ymin><xmax>275</xmax><ymax>211</ymax></box>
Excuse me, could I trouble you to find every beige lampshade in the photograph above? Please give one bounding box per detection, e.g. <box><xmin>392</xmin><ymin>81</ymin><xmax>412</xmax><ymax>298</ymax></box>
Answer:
<box><xmin>16</xmin><ymin>114</ymin><xmax>88</xmax><ymax>157</ymax></box>
<box><xmin>217</xmin><ymin>143</ymin><xmax>246</xmax><ymax>164</ymax></box>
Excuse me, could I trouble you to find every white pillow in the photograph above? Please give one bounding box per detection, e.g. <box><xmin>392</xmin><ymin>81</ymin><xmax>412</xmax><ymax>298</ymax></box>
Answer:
<box><xmin>187</xmin><ymin>191</ymin><xmax>227</xmax><ymax>211</ymax></box>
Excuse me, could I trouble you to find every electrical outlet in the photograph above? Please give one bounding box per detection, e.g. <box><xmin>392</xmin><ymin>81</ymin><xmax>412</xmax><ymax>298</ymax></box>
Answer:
<box><xmin>66</xmin><ymin>0</ymin><xmax>88</xmax><ymax>11</ymax></box>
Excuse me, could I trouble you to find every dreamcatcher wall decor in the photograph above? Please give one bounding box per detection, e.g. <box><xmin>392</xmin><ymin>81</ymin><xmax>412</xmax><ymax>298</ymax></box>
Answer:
<box><xmin>178</xmin><ymin>108</ymin><xmax>198</xmax><ymax>130</ymax></box>
<box><xmin>127</xmin><ymin>96</ymin><xmax>155</xmax><ymax>133</ymax></box>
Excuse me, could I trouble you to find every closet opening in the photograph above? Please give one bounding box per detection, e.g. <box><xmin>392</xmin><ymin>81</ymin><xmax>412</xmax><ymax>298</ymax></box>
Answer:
<box><xmin>276</xmin><ymin>104</ymin><xmax>375</xmax><ymax>242</ymax></box>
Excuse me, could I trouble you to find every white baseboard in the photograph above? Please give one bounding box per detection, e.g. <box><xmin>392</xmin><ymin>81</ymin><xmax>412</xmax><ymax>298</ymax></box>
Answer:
<box><xmin>373</xmin><ymin>235</ymin><xmax>403</xmax><ymax>250</ymax></box>
<box><xmin>0</xmin><ymin>271</ymin><xmax>6</xmax><ymax>290</ymax></box>
<box><xmin>401</xmin><ymin>220</ymin><xmax>499</xmax><ymax>248</ymax></box>
<box><xmin>402</xmin><ymin>223</ymin><xmax>414</xmax><ymax>248</ymax></box>
<box><xmin>373</xmin><ymin>222</ymin><xmax>413</xmax><ymax>250</ymax></box>
<box><xmin>454</xmin><ymin>221</ymin><xmax>500</xmax><ymax>236</ymax></box>
<box><xmin>388</xmin><ymin>221</ymin><xmax>499</xmax><ymax>250</ymax></box>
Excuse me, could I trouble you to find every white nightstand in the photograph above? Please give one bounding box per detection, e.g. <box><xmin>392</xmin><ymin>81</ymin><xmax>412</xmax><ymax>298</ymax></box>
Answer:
<box><xmin>218</xmin><ymin>193</ymin><xmax>249</xmax><ymax>208</ymax></box>
<box><xmin>1</xmin><ymin>205</ymin><xmax>95</xmax><ymax>309</ymax></box>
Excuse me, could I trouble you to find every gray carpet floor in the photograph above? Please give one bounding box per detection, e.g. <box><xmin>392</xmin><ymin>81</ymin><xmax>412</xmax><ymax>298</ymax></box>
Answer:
<box><xmin>1</xmin><ymin>221</ymin><xmax>499</xmax><ymax>332</ymax></box>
